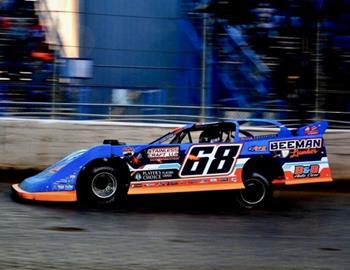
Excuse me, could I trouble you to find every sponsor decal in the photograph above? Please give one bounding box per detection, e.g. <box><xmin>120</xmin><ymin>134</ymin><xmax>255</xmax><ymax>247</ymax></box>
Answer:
<box><xmin>157</xmin><ymin>133</ymin><xmax>175</xmax><ymax>144</ymax></box>
<box><xmin>133</xmin><ymin>170</ymin><xmax>177</xmax><ymax>181</ymax></box>
<box><xmin>304</xmin><ymin>125</ymin><xmax>319</xmax><ymax>135</ymax></box>
<box><xmin>248</xmin><ymin>145</ymin><xmax>267</xmax><ymax>152</ymax></box>
<box><xmin>166</xmin><ymin>181</ymin><xmax>179</xmax><ymax>186</ymax></box>
<box><xmin>294</xmin><ymin>165</ymin><xmax>320</xmax><ymax>178</ymax></box>
<box><xmin>240</xmin><ymin>136</ymin><xmax>254</xmax><ymax>141</ymax></box>
<box><xmin>52</xmin><ymin>179</ymin><xmax>74</xmax><ymax>191</ymax></box>
<box><xmin>123</xmin><ymin>147</ymin><xmax>134</xmax><ymax>156</ymax></box>
<box><xmin>135</xmin><ymin>173</ymin><xmax>142</xmax><ymax>181</ymax></box>
<box><xmin>129</xmin><ymin>176</ymin><xmax>239</xmax><ymax>189</ymax></box>
<box><xmin>48</xmin><ymin>164</ymin><xmax>65</xmax><ymax>174</ymax></box>
<box><xmin>270</xmin><ymin>138</ymin><xmax>322</xmax><ymax>151</ymax></box>
<box><xmin>290</xmin><ymin>148</ymin><xmax>319</xmax><ymax>158</ymax></box>
<box><xmin>147</xmin><ymin>146</ymin><xmax>179</xmax><ymax>161</ymax></box>
<box><xmin>130</xmin><ymin>154</ymin><xmax>142</xmax><ymax>165</ymax></box>
<box><xmin>145</xmin><ymin>183</ymin><xmax>155</xmax><ymax>187</ymax></box>
<box><xmin>254</xmin><ymin>134</ymin><xmax>278</xmax><ymax>140</ymax></box>
<box><xmin>172</xmin><ymin>127</ymin><xmax>184</xmax><ymax>134</ymax></box>
<box><xmin>161</xmin><ymin>170</ymin><xmax>176</xmax><ymax>179</ymax></box>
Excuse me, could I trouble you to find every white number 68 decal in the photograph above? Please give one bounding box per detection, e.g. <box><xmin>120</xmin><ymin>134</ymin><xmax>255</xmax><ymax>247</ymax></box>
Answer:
<box><xmin>179</xmin><ymin>144</ymin><xmax>242</xmax><ymax>177</ymax></box>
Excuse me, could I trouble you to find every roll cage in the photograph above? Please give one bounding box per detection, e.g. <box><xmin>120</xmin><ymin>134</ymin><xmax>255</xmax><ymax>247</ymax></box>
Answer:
<box><xmin>150</xmin><ymin>119</ymin><xmax>291</xmax><ymax>145</ymax></box>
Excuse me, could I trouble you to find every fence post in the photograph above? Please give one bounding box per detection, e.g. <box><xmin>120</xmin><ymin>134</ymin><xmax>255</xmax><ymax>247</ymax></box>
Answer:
<box><xmin>200</xmin><ymin>13</ymin><xmax>207</xmax><ymax>122</ymax></box>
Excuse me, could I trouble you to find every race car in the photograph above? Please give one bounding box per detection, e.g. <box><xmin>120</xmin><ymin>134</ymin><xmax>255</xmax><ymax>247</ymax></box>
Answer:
<box><xmin>12</xmin><ymin>119</ymin><xmax>333</xmax><ymax>208</ymax></box>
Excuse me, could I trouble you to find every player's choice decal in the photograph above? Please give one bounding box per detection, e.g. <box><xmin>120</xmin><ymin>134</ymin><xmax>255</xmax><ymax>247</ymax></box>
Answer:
<box><xmin>180</xmin><ymin>144</ymin><xmax>241</xmax><ymax>177</ymax></box>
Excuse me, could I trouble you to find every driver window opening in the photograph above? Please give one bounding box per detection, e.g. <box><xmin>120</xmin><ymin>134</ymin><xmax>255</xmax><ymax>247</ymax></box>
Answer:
<box><xmin>179</xmin><ymin>132</ymin><xmax>192</xmax><ymax>144</ymax></box>
<box><xmin>198</xmin><ymin>129</ymin><xmax>234</xmax><ymax>143</ymax></box>
<box><xmin>164</xmin><ymin>124</ymin><xmax>238</xmax><ymax>144</ymax></box>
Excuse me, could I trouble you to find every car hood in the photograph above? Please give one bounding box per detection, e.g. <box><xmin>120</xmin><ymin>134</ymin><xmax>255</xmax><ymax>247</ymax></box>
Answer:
<box><xmin>19</xmin><ymin>149</ymin><xmax>88</xmax><ymax>192</ymax></box>
<box><xmin>18</xmin><ymin>143</ymin><xmax>148</xmax><ymax>193</ymax></box>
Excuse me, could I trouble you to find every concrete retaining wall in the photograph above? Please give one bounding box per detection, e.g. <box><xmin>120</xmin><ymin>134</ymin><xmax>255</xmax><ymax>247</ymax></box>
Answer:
<box><xmin>1</xmin><ymin>118</ymin><xmax>349</xmax><ymax>179</ymax></box>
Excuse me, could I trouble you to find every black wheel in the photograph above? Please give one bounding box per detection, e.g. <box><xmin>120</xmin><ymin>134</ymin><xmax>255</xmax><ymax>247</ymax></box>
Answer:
<box><xmin>78</xmin><ymin>164</ymin><xmax>128</xmax><ymax>206</ymax></box>
<box><xmin>236</xmin><ymin>173</ymin><xmax>272</xmax><ymax>208</ymax></box>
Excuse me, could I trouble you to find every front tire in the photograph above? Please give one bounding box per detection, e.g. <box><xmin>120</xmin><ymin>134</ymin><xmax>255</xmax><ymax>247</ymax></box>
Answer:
<box><xmin>236</xmin><ymin>173</ymin><xmax>272</xmax><ymax>208</ymax></box>
<box><xmin>78</xmin><ymin>165</ymin><xmax>128</xmax><ymax>206</ymax></box>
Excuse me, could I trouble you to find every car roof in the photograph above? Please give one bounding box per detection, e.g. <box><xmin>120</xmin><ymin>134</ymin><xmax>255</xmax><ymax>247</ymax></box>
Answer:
<box><xmin>181</xmin><ymin>119</ymin><xmax>291</xmax><ymax>137</ymax></box>
<box><xmin>184</xmin><ymin>119</ymin><xmax>286</xmax><ymax>130</ymax></box>
<box><xmin>151</xmin><ymin>119</ymin><xmax>291</xmax><ymax>145</ymax></box>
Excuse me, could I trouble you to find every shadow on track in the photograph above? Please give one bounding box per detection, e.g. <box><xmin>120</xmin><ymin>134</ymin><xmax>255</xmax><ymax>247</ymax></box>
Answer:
<box><xmin>8</xmin><ymin>185</ymin><xmax>313</xmax><ymax>217</ymax></box>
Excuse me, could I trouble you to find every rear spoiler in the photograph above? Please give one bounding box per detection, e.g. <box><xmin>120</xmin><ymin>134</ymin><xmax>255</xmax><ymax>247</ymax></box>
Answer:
<box><xmin>296</xmin><ymin>121</ymin><xmax>328</xmax><ymax>136</ymax></box>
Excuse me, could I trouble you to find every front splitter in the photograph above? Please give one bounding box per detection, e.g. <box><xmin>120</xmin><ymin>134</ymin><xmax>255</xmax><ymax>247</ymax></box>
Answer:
<box><xmin>12</xmin><ymin>184</ymin><xmax>77</xmax><ymax>202</ymax></box>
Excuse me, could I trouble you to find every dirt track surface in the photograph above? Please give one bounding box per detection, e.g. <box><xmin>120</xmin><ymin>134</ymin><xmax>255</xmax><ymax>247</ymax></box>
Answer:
<box><xmin>1</xmin><ymin>179</ymin><xmax>350</xmax><ymax>270</ymax></box>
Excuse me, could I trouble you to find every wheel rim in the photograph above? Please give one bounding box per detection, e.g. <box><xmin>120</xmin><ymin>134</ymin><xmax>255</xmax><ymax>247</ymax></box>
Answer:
<box><xmin>239</xmin><ymin>179</ymin><xmax>266</xmax><ymax>205</ymax></box>
<box><xmin>91</xmin><ymin>172</ymin><xmax>118</xmax><ymax>199</ymax></box>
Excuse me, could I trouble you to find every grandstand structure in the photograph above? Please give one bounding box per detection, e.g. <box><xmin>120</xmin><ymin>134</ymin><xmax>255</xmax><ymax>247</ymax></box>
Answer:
<box><xmin>0</xmin><ymin>0</ymin><xmax>349</xmax><ymax>126</ymax></box>
<box><xmin>0</xmin><ymin>0</ymin><xmax>54</xmax><ymax>103</ymax></box>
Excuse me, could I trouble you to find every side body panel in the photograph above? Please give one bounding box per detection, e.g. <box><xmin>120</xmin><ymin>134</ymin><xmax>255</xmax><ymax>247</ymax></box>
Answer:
<box><xmin>13</xmin><ymin>120</ymin><xmax>333</xmax><ymax>201</ymax></box>
<box><xmin>237</xmin><ymin>121</ymin><xmax>332</xmax><ymax>185</ymax></box>
<box><xmin>18</xmin><ymin>145</ymin><xmax>115</xmax><ymax>193</ymax></box>
<box><xmin>125</xmin><ymin>143</ymin><xmax>245</xmax><ymax>194</ymax></box>
<box><xmin>125</xmin><ymin>121</ymin><xmax>332</xmax><ymax>195</ymax></box>
<box><xmin>269</xmin><ymin>136</ymin><xmax>332</xmax><ymax>184</ymax></box>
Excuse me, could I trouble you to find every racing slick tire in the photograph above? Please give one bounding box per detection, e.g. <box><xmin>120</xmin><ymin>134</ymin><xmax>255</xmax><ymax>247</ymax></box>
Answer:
<box><xmin>236</xmin><ymin>173</ymin><xmax>272</xmax><ymax>208</ymax></box>
<box><xmin>78</xmin><ymin>165</ymin><xmax>128</xmax><ymax>207</ymax></box>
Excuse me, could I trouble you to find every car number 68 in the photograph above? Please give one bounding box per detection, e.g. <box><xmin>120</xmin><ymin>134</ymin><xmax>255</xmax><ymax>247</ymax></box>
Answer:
<box><xmin>179</xmin><ymin>144</ymin><xmax>242</xmax><ymax>177</ymax></box>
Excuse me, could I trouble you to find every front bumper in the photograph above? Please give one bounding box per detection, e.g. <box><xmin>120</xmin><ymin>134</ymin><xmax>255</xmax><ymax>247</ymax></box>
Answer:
<box><xmin>12</xmin><ymin>184</ymin><xmax>77</xmax><ymax>202</ymax></box>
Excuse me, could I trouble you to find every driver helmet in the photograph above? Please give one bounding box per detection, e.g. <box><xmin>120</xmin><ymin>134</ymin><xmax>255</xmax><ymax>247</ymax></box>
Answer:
<box><xmin>199</xmin><ymin>129</ymin><xmax>221</xmax><ymax>143</ymax></box>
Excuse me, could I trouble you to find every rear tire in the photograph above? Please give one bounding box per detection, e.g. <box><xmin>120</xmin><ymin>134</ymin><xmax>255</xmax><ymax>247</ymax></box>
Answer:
<box><xmin>236</xmin><ymin>173</ymin><xmax>272</xmax><ymax>208</ymax></box>
<box><xmin>78</xmin><ymin>165</ymin><xmax>128</xmax><ymax>207</ymax></box>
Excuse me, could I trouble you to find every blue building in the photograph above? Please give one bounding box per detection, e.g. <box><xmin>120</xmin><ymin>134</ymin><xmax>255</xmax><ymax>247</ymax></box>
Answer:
<box><xmin>76</xmin><ymin>0</ymin><xmax>202</xmax><ymax>116</ymax></box>
<box><xmin>3</xmin><ymin>0</ymin><xmax>348</xmax><ymax>121</ymax></box>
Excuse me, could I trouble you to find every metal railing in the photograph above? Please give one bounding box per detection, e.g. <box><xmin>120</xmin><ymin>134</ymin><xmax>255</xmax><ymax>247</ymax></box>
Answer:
<box><xmin>1</xmin><ymin>100</ymin><xmax>350</xmax><ymax>129</ymax></box>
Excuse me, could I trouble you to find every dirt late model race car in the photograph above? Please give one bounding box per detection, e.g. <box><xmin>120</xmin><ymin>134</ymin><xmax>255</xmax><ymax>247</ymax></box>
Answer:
<box><xmin>12</xmin><ymin>119</ymin><xmax>332</xmax><ymax>208</ymax></box>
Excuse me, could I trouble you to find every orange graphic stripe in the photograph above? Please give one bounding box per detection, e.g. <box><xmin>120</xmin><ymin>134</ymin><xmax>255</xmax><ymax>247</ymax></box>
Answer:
<box><xmin>286</xmin><ymin>177</ymin><xmax>333</xmax><ymax>185</ymax></box>
<box><xmin>284</xmin><ymin>166</ymin><xmax>332</xmax><ymax>185</ymax></box>
<box><xmin>234</xmin><ymin>168</ymin><xmax>243</xmax><ymax>182</ymax></box>
<box><xmin>320</xmin><ymin>167</ymin><xmax>331</xmax><ymax>178</ymax></box>
<box><xmin>128</xmin><ymin>182</ymin><xmax>244</xmax><ymax>195</ymax></box>
<box><xmin>12</xmin><ymin>184</ymin><xmax>77</xmax><ymax>202</ymax></box>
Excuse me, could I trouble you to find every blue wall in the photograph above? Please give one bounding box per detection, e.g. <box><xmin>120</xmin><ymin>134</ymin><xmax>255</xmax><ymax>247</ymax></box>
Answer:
<box><xmin>78</xmin><ymin>0</ymin><xmax>201</xmax><ymax>106</ymax></box>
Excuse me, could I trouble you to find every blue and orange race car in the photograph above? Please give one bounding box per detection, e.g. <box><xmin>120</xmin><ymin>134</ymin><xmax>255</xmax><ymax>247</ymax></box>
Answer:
<box><xmin>12</xmin><ymin>119</ymin><xmax>332</xmax><ymax>208</ymax></box>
